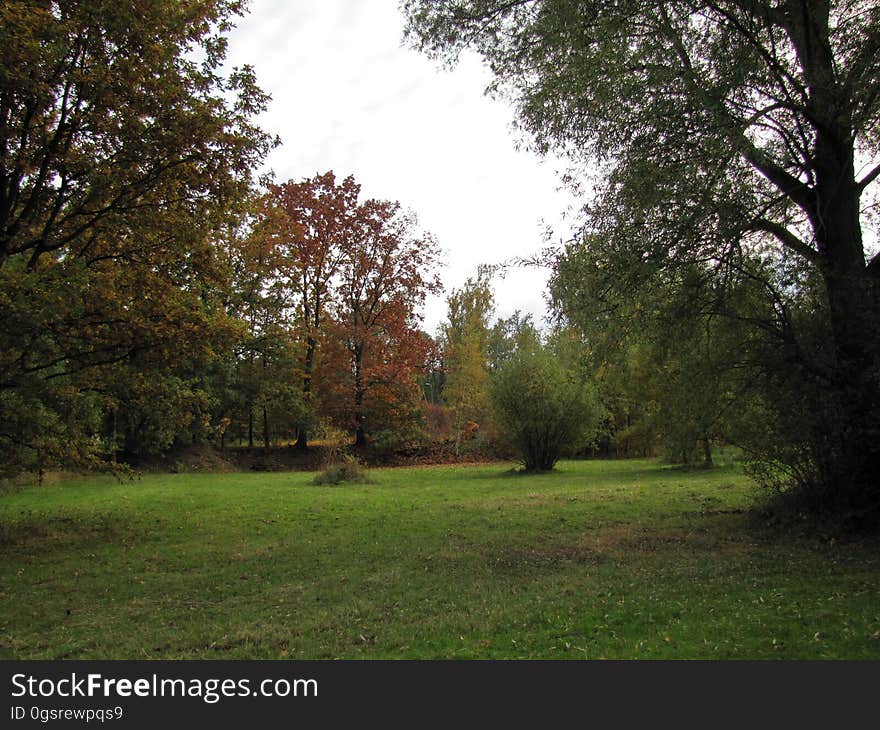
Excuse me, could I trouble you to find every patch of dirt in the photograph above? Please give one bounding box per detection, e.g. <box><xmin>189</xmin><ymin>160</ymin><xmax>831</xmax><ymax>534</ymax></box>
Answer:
<box><xmin>582</xmin><ymin>520</ymin><xmax>757</xmax><ymax>557</ymax></box>
<box><xmin>226</xmin><ymin>446</ymin><xmax>324</xmax><ymax>473</ymax></box>
<box><xmin>360</xmin><ymin>442</ymin><xmax>506</xmax><ymax>467</ymax></box>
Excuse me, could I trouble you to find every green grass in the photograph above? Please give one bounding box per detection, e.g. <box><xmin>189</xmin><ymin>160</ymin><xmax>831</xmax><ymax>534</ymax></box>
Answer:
<box><xmin>1</xmin><ymin>459</ymin><xmax>878</xmax><ymax>659</ymax></box>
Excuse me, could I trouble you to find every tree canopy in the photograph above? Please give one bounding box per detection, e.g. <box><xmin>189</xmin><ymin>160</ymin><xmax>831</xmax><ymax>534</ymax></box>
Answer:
<box><xmin>405</xmin><ymin>0</ymin><xmax>880</xmax><ymax>528</ymax></box>
<box><xmin>245</xmin><ymin>173</ymin><xmax>442</xmax><ymax>450</ymax></box>
<box><xmin>0</xmin><ymin>0</ymin><xmax>273</xmax><ymax>474</ymax></box>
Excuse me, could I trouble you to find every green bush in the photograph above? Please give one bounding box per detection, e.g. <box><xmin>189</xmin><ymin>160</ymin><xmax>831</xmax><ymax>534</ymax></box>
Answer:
<box><xmin>312</xmin><ymin>455</ymin><xmax>374</xmax><ymax>486</ymax></box>
<box><xmin>490</xmin><ymin>344</ymin><xmax>600</xmax><ymax>471</ymax></box>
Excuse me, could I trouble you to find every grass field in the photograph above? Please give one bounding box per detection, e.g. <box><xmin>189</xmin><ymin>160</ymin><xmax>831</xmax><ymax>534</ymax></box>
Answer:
<box><xmin>1</xmin><ymin>459</ymin><xmax>878</xmax><ymax>659</ymax></box>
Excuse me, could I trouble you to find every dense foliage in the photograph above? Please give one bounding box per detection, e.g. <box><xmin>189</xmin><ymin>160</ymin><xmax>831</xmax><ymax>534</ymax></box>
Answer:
<box><xmin>405</xmin><ymin>0</ymin><xmax>880</xmax><ymax>529</ymax></box>
<box><xmin>0</xmin><ymin>4</ymin><xmax>443</xmax><ymax>474</ymax></box>
<box><xmin>490</xmin><ymin>338</ymin><xmax>600</xmax><ymax>471</ymax></box>
<box><xmin>0</xmin><ymin>0</ymin><xmax>272</xmax><ymax>475</ymax></box>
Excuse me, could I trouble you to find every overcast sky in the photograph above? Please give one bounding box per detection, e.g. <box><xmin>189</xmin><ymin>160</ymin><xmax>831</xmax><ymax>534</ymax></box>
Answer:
<box><xmin>224</xmin><ymin>0</ymin><xmax>579</xmax><ymax>333</ymax></box>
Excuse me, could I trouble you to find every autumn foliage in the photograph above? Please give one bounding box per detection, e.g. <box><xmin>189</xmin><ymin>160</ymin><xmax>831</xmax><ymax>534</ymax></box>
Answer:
<box><xmin>0</xmin><ymin>0</ymin><xmax>272</xmax><ymax>475</ymax></box>
<box><xmin>255</xmin><ymin>173</ymin><xmax>442</xmax><ymax>448</ymax></box>
<box><xmin>0</xmin><ymin>2</ymin><xmax>446</xmax><ymax>474</ymax></box>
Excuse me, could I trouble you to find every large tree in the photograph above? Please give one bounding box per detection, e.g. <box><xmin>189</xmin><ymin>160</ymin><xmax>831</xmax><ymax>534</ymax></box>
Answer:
<box><xmin>0</xmin><ymin>0</ymin><xmax>271</xmax><ymax>273</ymax></box>
<box><xmin>404</xmin><ymin>0</ymin><xmax>880</xmax><ymax>528</ymax></box>
<box><xmin>0</xmin><ymin>0</ymin><xmax>273</xmax><ymax>472</ymax></box>
<box><xmin>256</xmin><ymin>172</ymin><xmax>361</xmax><ymax>449</ymax></box>
<box><xmin>333</xmin><ymin>200</ymin><xmax>442</xmax><ymax>447</ymax></box>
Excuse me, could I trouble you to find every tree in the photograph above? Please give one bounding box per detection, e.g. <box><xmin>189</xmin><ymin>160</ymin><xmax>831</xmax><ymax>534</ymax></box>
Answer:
<box><xmin>442</xmin><ymin>266</ymin><xmax>495</xmax><ymax>454</ymax></box>
<box><xmin>333</xmin><ymin>200</ymin><xmax>442</xmax><ymax>446</ymax></box>
<box><xmin>487</xmin><ymin>311</ymin><xmax>541</xmax><ymax>372</ymax></box>
<box><xmin>405</xmin><ymin>1</ymin><xmax>880</xmax><ymax>528</ymax></box>
<box><xmin>256</xmin><ymin>173</ymin><xmax>361</xmax><ymax>449</ymax></box>
<box><xmin>550</xmin><ymin>243</ymin><xmax>756</xmax><ymax>464</ymax></box>
<box><xmin>0</xmin><ymin>0</ymin><xmax>273</xmax><ymax>472</ymax></box>
<box><xmin>1</xmin><ymin>0</ymin><xmax>272</xmax><ymax>274</ymax></box>
<box><xmin>490</xmin><ymin>337</ymin><xmax>600</xmax><ymax>471</ymax></box>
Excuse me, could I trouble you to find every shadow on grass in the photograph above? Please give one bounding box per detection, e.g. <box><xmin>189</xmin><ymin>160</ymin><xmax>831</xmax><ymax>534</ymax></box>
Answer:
<box><xmin>495</xmin><ymin>467</ymin><xmax>563</xmax><ymax>477</ymax></box>
<box><xmin>482</xmin><ymin>460</ymin><xmax>716</xmax><ymax>484</ymax></box>
<box><xmin>0</xmin><ymin>511</ymin><xmax>148</xmax><ymax>553</ymax></box>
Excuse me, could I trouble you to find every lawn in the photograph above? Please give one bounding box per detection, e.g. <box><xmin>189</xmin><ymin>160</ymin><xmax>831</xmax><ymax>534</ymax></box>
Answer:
<box><xmin>1</xmin><ymin>459</ymin><xmax>878</xmax><ymax>659</ymax></box>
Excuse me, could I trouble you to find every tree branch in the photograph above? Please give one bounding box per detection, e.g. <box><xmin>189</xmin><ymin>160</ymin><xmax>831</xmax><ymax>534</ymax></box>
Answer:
<box><xmin>857</xmin><ymin>160</ymin><xmax>880</xmax><ymax>192</ymax></box>
<box><xmin>750</xmin><ymin>217</ymin><xmax>820</xmax><ymax>263</ymax></box>
<box><xmin>739</xmin><ymin>141</ymin><xmax>815</xmax><ymax>215</ymax></box>
<box><xmin>656</xmin><ymin>5</ymin><xmax>815</xmax><ymax>215</ymax></box>
<box><xmin>867</xmin><ymin>250</ymin><xmax>880</xmax><ymax>279</ymax></box>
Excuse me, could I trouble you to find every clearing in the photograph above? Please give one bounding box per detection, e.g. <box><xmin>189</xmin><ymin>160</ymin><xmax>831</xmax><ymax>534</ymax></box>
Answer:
<box><xmin>1</xmin><ymin>459</ymin><xmax>878</xmax><ymax>659</ymax></box>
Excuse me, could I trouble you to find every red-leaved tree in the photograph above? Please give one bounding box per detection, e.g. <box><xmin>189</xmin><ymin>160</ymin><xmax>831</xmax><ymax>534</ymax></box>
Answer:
<box><xmin>256</xmin><ymin>173</ymin><xmax>442</xmax><ymax>448</ymax></box>
<box><xmin>331</xmin><ymin>200</ymin><xmax>442</xmax><ymax>446</ymax></box>
<box><xmin>258</xmin><ymin>173</ymin><xmax>362</xmax><ymax>448</ymax></box>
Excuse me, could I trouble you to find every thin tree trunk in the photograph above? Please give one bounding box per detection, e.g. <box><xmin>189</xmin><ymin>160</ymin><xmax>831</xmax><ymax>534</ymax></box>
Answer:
<box><xmin>295</xmin><ymin>334</ymin><xmax>316</xmax><ymax>450</ymax></box>
<box><xmin>701</xmin><ymin>437</ymin><xmax>713</xmax><ymax>468</ymax></box>
<box><xmin>453</xmin><ymin>409</ymin><xmax>463</xmax><ymax>457</ymax></box>
<box><xmin>354</xmin><ymin>344</ymin><xmax>365</xmax><ymax>447</ymax></box>
<box><xmin>263</xmin><ymin>406</ymin><xmax>270</xmax><ymax>449</ymax></box>
<box><xmin>248</xmin><ymin>408</ymin><xmax>254</xmax><ymax>450</ymax></box>
<box><xmin>110</xmin><ymin>407</ymin><xmax>117</xmax><ymax>465</ymax></box>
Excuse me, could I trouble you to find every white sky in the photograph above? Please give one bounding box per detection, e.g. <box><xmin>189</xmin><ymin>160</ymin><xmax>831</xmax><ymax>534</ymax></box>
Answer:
<box><xmin>224</xmin><ymin>0</ymin><xmax>579</xmax><ymax>334</ymax></box>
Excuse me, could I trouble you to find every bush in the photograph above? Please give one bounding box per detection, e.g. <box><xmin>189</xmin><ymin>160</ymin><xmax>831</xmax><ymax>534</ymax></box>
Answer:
<box><xmin>490</xmin><ymin>344</ymin><xmax>600</xmax><ymax>471</ymax></box>
<box><xmin>312</xmin><ymin>454</ymin><xmax>374</xmax><ymax>486</ymax></box>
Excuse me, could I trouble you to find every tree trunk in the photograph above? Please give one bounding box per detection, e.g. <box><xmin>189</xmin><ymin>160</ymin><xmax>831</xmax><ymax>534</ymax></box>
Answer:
<box><xmin>808</xmin><ymin>127</ymin><xmax>880</xmax><ymax>524</ymax></box>
<box><xmin>296</xmin><ymin>334</ymin><xmax>316</xmax><ymax>451</ymax></box>
<box><xmin>355</xmin><ymin>423</ymin><xmax>366</xmax><ymax>447</ymax></box>
<box><xmin>816</xmin><ymin>249</ymin><xmax>880</xmax><ymax>520</ymax></box>
<box><xmin>110</xmin><ymin>408</ymin><xmax>117</xmax><ymax>465</ymax></box>
<box><xmin>701</xmin><ymin>437</ymin><xmax>713</xmax><ymax>468</ymax></box>
<box><xmin>248</xmin><ymin>408</ymin><xmax>254</xmax><ymax>450</ymax></box>
<box><xmin>353</xmin><ymin>344</ymin><xmax>366</xmax><ymax>447</ymax></box>
<box><xmin>263</xmin><ymin>406</ymin><xmax>270</xmax><ymax>449</ymax></box>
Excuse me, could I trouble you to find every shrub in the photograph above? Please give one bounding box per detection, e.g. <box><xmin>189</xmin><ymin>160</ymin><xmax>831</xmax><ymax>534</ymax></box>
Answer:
<box><xmin>490</xmin><ymin>344</ymin><xmax>600</xmax><ymax>471</ymax></box>
<box><xmin>312</xmin><ymin>454</ymin><xmax>374</xmax><ymax>486</ymax></box>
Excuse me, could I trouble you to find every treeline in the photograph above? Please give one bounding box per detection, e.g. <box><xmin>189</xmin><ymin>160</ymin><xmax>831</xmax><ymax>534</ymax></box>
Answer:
<box><xmin>211</xmin><ymin>173</ymin><xmax>442</xmax><ymax>454</ymax></box>
<box><xmin>4</xmin><ymin>1</ymin><xmax>880</xmax><ymax>532</ymax></box>
<box><xmin>1</xmin><ymin>166</ymin><xmax>446</xmax><ymax>473</ymax></box>
<box><xmin>0</xmin><ymin>2</ymin><xmax>447</xmax><ymax>476</ymax></box>
<box><xmin>0</xmin><ymin>0</ymin><xmax>599</xmax><ymax>476</ymax></box>
<box><xmin>429</xmin><ymin>266</ymin><xmax>734</xmax><ymax>468</ymax></box>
